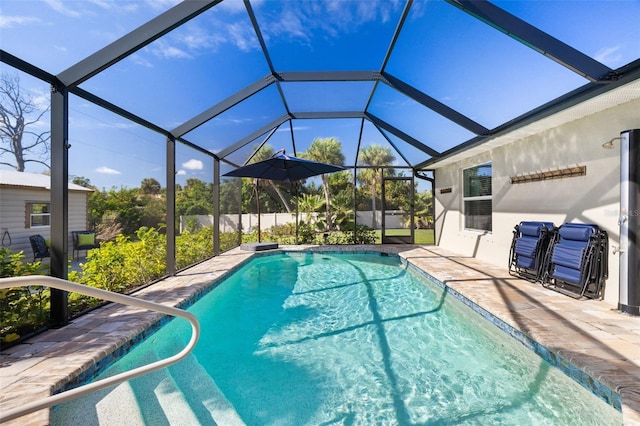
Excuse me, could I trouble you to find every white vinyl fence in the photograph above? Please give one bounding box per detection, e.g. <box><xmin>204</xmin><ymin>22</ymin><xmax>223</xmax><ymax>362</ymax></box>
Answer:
<box><xmin>180</xmin><ymin>211</ymin><xmax>409</xmax><ymax>233</ymax></box>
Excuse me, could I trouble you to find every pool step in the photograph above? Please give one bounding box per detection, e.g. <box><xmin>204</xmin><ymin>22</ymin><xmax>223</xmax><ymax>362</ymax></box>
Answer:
<box><xmin>160</xmin><ymin>350</ymin><xmax>246</xmax><ymax>426</ymax></box>
<box><xmin>53</xmin><ymin>339</ymin><xmax>245</xmax><ymax>425</ymax></box>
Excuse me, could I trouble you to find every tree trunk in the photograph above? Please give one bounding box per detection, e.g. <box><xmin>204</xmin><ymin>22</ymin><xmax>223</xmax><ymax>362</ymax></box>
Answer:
<box><xmin>370</xmin><ymin>180</ymin><xmax>376</xmax><ymax>228</ymax></box>
<box><xmin>12</xmin><ymin>121</ymin><xmax>25</xmax><ymax>171</ymax></box>
<box><xmin>269</xmin><ymin>181</ymin><xmax>291</xmax><ymax>213</ymax></box>
<box><xmin>322</xmin><ymin>174</ymin><xmax>332</xmax><ymax>230</ymax></box>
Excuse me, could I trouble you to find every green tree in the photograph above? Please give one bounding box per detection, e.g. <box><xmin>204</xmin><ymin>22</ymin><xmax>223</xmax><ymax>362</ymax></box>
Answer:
<box><xmin>358</xmin><ymin>144</ymin><xmax>395</xmax><ymax>228</ymax></box>
<box><xmin>72</xmin><ymin>176</ymin><xmax>94</xmax><ymax>188</ymax></box>
<box><xmin>326</xmin><ymin>171</ymin><xmax>354</xmax><ymax>230</ymax></box>
<box><xmin>140</xmin><ymin>177</ymin><xmax>162</xmax><ymax>195</ymax></box>
<box><xmin>328</xmin><ymin>170</ymin><xmax>354</xmax><ymax>208</ymax></box>
<box><xmin>87</xmin><ymin>187</ymin><xmax>143</xmax><ymax>236</ymax></box>
<box><xmin>414</xmin><ymin>189</ymin><xmax>433</xmax><ymax>228</ymax></box>
<box><xmin>110</xmin><ymin>188</ymin><xmax>143</xmax><ymax>236</ymax></box>
<box><xmin>175</xmin><ymin>178</ymin><xmax>213</xmax><ymax>216</ymax></box>
<box><xmin>298</xmin><ymin>193</ymin><xmax>325</xmax><ymax>214</ymax></box>
<box><xmin>220</xmin><ymin>178</ymin><xmax>242</xmax><ymax>215</ymax></box>
<box><xmin>140</xmin><ymin>195</ymin><xmax>166</xmax><ymax>229</ymax></box>
<box><xmin>136</xmin><ymin>177</ymin><xmax>166</xmax><ymax>229</ymax></box>
<box><xmin>301</xmin><ymin>137</ymin><xmax>345</xmax><ymax>230</ymax></box>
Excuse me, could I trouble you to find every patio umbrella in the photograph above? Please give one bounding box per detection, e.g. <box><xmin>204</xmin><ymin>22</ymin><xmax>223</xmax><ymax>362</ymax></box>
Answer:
<box><xmin>223</xmin><ymin>150</ymin><xmax>345</xmax><ymax>182</ymax></box>
<box><xmin>223</xmin><ymin>150</ymin><xmax>345</xmax><ymax>242</ymax></box>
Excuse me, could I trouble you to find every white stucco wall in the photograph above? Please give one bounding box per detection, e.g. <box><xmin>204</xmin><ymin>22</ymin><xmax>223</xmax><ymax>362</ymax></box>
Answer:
<box><xmin>434</xmin><ymin>97</ymin><xmax>640</xmax><ymax>306</ymax></box>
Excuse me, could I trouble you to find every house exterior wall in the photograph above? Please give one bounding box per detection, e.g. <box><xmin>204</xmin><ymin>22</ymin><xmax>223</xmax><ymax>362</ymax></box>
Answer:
<box><xmin>0</xmin><ymin>186</ymin><xmax>90</xmax><ymax>261</ymax></box>
<box><xmin>434</xmin><ymin>97</ymin><xmax>640</xmax><ymax>306</ymax></box>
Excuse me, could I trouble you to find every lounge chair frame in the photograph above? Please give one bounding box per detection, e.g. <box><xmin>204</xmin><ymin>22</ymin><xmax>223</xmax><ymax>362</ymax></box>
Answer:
<box><xmin>508</xmin><ymin>221</ymin><xmax>555</xmax><ymax>282</ymax></box>
<box><xmin>541</xmin><ymin>224</ymin><xmax>608</xmax><ymax>299</ymax></box>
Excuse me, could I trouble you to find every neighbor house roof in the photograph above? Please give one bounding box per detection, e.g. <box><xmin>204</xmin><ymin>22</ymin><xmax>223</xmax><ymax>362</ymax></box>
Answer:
<box><xmin>0</xmin><ymin>170</ymin><xmax>93</xmax><ymax>192</ymax></box>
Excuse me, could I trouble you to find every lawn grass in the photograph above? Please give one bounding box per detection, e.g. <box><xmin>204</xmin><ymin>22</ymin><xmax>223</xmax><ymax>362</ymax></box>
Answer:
<box><xmin>415</xmin><ymin>229</ymin><xmax>435</xmax><ymax>244</ymax></box>
<box><xmin>373</xmin><ymin>229</ymin><xmax>434</xmax><ymax>244</ymax></box>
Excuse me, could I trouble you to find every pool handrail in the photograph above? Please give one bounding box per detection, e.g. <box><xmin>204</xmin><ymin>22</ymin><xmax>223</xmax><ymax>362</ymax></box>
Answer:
<box><xmin>0</xmin><ymin>275</ymin><xmax>201</xmax><ymax>423</ymax></box>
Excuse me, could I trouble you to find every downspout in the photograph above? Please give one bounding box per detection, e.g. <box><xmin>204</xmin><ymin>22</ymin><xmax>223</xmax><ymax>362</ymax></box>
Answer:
<box><xmin>618</xmin><ymin>129</ymin><xmax>640</xmax><ymax>315</ymax></box>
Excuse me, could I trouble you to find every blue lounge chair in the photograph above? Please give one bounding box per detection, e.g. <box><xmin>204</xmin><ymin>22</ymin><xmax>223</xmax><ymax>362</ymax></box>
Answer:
<box><xmin>541</xmin><ymin>223</ymin><xmax>608</xmax><ymax>299</ymax></box>
<box><xmin>508</xmin><ymin>221</ymin><xmax>555</xmax><ymax>282</ymax></box>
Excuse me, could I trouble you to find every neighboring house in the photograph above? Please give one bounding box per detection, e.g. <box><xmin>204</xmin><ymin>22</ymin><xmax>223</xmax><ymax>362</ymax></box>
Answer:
<box><xmin>434</xmin><ymin>87</ymin><xmax>640</xmax><ymax>306</ymax></box>
<box><xmin>0</xmin><ymin>170</ymin><xmax>94</xmax><ymax>261</ymax></box>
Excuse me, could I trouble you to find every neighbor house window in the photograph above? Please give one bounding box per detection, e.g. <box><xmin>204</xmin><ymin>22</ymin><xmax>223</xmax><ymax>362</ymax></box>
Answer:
<box><xmin>26</xmin><ymin>202</ymin><xmax>51</xmax><ymax>228</ymax></box>
<box><xmin>463</xmin><ymin>163</ymin><xmax>492</xmax><ymax>232</ymax></box>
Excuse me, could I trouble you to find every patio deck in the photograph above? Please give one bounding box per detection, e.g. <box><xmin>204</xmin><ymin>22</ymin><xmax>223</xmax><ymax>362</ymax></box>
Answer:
<box><xmin>1</xmin><ymin>245</ymin><xmax>639</xmax><ymax>425</ymax></box>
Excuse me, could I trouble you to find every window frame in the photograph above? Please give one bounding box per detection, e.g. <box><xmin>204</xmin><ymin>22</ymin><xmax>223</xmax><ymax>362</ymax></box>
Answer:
<box><xmin>462</xmin><ymin>162</ymin><xmax>492</xmax><ymax>233</ymax></box>
<box><xmin>26</xmin><ymin>202</ymin><xmax>51</xmax><ymax>229</ymax></box>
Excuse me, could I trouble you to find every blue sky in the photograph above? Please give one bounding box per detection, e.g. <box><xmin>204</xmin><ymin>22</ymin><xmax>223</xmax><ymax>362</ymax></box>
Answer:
<box><xmin>1</xmin><ymin>0</ymin><xmax>639</xmax><ymax>190</ymax></box>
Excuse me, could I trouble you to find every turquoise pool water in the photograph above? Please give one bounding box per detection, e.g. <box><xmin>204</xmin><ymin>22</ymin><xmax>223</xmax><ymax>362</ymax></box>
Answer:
<box><xmin>53</xmin><ymin>252</ymin><xmax>622</xmax><ymax>425</ymax></box>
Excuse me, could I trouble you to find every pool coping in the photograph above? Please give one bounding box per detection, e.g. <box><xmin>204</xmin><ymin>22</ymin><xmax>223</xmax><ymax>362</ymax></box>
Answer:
<box><xmin>1</xmin><ymin>245</ymin><xmax>639</xmax><ymax>425</ymax></box>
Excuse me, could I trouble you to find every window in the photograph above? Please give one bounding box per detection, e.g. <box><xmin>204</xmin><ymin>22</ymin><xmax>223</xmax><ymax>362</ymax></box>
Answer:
<box><xmin>463</xmin><ymin>163</ymin><xmax>492</xmax><ymax>232</ymax></box>
<box><xmin>27</xmin><ymin>202</ymin><xmax>51</xmax><ymax>228</ymax></box>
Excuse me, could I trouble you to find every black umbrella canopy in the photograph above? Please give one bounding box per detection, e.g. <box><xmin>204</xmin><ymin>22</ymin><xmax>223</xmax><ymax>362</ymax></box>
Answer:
<box><xmin>223</xmin><ymin>151</ymin><xmax>345</xmax><ymax>182</ymax></box>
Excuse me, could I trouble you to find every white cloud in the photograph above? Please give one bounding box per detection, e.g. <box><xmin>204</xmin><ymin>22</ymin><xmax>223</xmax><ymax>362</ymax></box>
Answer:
<box><xmin>177</xmin><ymin>24</ymin><xmax>227</xmax><ymax>52</ymax></box>
<box><xmin>96</xmin><ymin>166</ymin><xmax>121</xmax><ymax>175</ymax></box>
<box><xmin>261</xmin><ymin>1</ymin><xmax>403</xmax><ymax>42</ymax></box>
<box><xmin>277</xmin><ymin>125</ymin><xmax>310</xmax><ymax>132</ymax></box>
<box><xmin>88</xmin><ymin>0</ymin><xmax>138</xmax><ymax>12</ymax></box>
<box><xmin>182</xmin><ymin>159</ymin><xmax>203</xmax><ymax>170</ymax></box>
<box><xmin>217</xmin><ymin>0</ymin><xmax>246</xmax><ymax>14</ymax></box>
<box><xmin>176</xmin><ymin>169</ymin><xmax>187</xmax><ymax>176</ymax></box>
<box><xmin>271</xmin><ymin>9</ymin><xmax>308</xmax><ymax>40</ymax></box>
<box><xmin>594</xmin><ymin>46</ymin><xmax>623</xmax><ymax>67</ymax></box>
<box><xmin>226</xmin><ymin>22</ymin><xmax>259</xmax><ymax>52</ymax></box>
<box><xmin>43</xmin><ymin>0</ymin><xmax>82</xmax><ymax>17</ymax></box>
<box><xmin>96</xmin><ymin>121</ymin><xmax>135</xmax><ymax>130</ymax></box>
<box><xmin>87</xmin><ymin>0</ymin><xmax>114</xmax><ymax>10</ymax></box>
<box><xmin>130</xmin><ymin>54</ymin><xmax>154</xmax><ymax>68</ymax></box>
<box><xmin>152</xmin><ymin>40</ymin><xmax>191</xmax><ymax>59</ymax></box>
<box><xmin>145</xmin><ymin>0</ymin><xmax>181</xmax><ymax>11</ymax></box>
<box><xmin>0</xmin><ymin>14</ymin><xmax>41</xmax><ymax>28</ymax></box>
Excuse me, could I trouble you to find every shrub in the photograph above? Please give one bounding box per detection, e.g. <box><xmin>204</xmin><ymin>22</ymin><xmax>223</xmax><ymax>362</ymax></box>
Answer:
<box><xmin>345</xmin><ymin>224</ymin><xmax>376</xmax><ymax>244</ymax></box>
<box><xmin>78</xmin><ymin>227</ymin><xmax>166</xmax><ymax>293</ymax></box>
<box><xmin>176</xmin><ymin>227</ymin><xmax>214</xmax><ymax>270</ymax></box>
<box><xmin>0</xmin><ymin>248</ymin><xmax>50</xmax><ymax>347</ymax></box>
<box><xmin>297</xmin><ymin>221</ymin><xmax>317</xmax><ymax>244</ymax></box>
<box><xmin>220</xmin><ymin>231</ymin><xmax>240</xmax><ymax>251</ymax></box>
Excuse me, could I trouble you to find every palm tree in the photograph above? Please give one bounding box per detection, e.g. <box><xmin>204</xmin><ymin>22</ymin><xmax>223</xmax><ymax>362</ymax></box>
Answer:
<box><xmin>301</xmin><ymin>137</ymin><xmax>345</xmax><ymax>230</ymax></box>
<box><xmin>298</xmin><ymin>193</ymin><xmax>325</xmax><ymax>214</ymax></box>
<box><xmin>358</xmin><ymin>144</ymin><xmax>395</xmax><ymax>228</ymax></box>
<box><xmin>249</xmin><ymin>145</ymin><xmax>291</xmax><ymax>213</ymax></box>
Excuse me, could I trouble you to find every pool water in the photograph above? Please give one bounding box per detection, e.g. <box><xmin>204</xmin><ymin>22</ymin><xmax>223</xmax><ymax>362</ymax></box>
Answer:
<box><xmin>53</xmin><ymin>252</ymin><xmax>622</xmax><ymax>425</ymax></box>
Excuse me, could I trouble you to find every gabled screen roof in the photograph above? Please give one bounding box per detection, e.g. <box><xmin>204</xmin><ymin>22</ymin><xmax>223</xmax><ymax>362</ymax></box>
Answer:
<box><xmin>2</xmin><ymin>0</ymin><xmax>639</xmax><ymax>180</ymax></box>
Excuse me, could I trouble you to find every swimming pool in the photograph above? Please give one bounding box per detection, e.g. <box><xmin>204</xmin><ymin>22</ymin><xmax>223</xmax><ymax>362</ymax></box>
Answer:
<box><xmin>53</xmin><ymin>252</ymin><xmax>622</xmax><ymax>425</ymax></box>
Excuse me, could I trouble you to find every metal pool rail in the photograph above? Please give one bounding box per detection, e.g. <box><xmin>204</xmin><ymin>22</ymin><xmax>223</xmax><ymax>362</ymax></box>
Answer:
<box><xmin>0</xmin><ymin>275</ymin><xmax>200</xmax><ymax>423</ymax></box>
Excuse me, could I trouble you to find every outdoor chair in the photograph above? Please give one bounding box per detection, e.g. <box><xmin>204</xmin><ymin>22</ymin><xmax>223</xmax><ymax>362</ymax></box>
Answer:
<box><xmin>541</xmin><ymin>223</ymin><xmax>608</xmax><ymax>299</ymax></box>
<box><xmin>71</xmin><ymin>230</ymin><xmax>100</xmax><ymax>260</ymax></box>
<box><xmin>29</xmin><ymin>234</ymin><xmax>50</xmax><ymax>262</ymax></box>
<box><xmin>508</xmin><ymin>221</ymin><xmax>555</xmax><ymax>282</ymax></box>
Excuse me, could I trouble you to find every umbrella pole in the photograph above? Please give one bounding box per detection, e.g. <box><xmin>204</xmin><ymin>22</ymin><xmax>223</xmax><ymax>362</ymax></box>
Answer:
<box><xmin>295</xmin><ymin>183</ymin><xmax>299</xmax><ymax>245</ymax></box>
<box><xmin>255</xmin><ymin>180</ymin><xmax>261</xmax><ymax>243</ymax></box>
